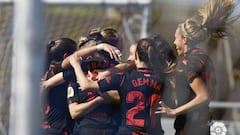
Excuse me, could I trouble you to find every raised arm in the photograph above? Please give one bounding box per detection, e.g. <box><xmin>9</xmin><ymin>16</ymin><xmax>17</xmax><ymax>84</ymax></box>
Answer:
<box><xmin>62</xmin><ymin>43</ymin><xmax>122</xmax><ymax>69</ymax></box>
<box><xmin>69</xmin><ymin>53</ymin><xmax>100</xmax><ymax>91</ymax></box>
<box><xmin>97</xmin><ymin>60</ymin><xmax>135</xmax><ymax>80</ymax></box>
<box><xmin>41</xmin><ymin>72</ymin><xmax>65</xmax><ymax>90</ymax></box>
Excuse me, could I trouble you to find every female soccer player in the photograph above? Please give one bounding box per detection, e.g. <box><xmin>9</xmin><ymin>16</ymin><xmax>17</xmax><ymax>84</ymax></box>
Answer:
<box><xmin>41</xmin><ymin>27</ymin><xmax>123</xmax><ymax>135</ymax></box>
<box><xmin>69</xmin><ymin>38</ymin><xmax>166</xmax><ymax>135</ymax></box>
<box><xmin>155</xmin><ymin>0</ymin><xmax>239</xmax><ymax>134</ymax></box>
<box><xmin>41</xmin><ymin>37</ymin><xmax>77</xmax><ymax>135</ymax></box>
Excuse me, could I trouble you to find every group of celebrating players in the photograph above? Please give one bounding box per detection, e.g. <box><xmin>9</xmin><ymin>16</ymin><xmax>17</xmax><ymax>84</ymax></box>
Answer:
<box><xmin>40</xmin><ymin>0</ymin><xmax>239</xmax><ymax>135</ymax></box>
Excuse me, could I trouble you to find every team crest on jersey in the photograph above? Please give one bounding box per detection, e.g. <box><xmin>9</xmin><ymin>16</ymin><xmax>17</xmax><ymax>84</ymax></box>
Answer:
<box><xmin>67</xmin><ymin>86</ymin><xmax>74</xmax><ymax>98</ymax></box>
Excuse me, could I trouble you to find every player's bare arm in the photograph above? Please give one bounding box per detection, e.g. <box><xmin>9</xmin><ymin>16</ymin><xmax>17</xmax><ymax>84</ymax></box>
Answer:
<box><xmin>69</xmin><ymin>53</ymin><xmax>100</xmax><ymax>91</ymax></box>
<box><xmin>41</xmin><ymin>72</ymin><xmax>65</xmax><ymax>90</ymax></box>
<box><xmin>62</xmin><ymin>43</ymin><xmax>122</xmax><ymax>69</ymax></box>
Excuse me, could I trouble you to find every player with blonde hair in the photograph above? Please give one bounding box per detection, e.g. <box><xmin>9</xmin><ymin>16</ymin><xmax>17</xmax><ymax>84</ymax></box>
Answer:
<box><xmin>156</xmin><ymin>0</ymin><xmax>239</xmax><ymax>134</ymax></box>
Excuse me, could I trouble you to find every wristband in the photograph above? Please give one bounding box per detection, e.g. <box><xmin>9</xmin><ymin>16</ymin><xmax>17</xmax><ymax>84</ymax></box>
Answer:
<box><xmin>96</xmin><ymin>44</ymin><xmax>104</xmax><ymax>51</ymax></box>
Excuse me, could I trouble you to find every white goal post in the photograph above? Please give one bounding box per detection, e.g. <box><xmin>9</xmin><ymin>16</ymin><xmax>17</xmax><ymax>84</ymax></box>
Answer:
<box><xmin>9</xmin><ymin>0</ymin><xmax>44</xmax><ymax>135</ymax></box>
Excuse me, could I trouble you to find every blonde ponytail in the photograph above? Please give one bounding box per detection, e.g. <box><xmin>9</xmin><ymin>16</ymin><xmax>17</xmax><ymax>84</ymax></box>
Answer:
<box><xmin>198</xmin><ymin>0</ymin><xmax>237</xmax><ymax>39</ymax></box>
<box><xmin>179</xmin><ymin>0</ymin><xmax>239</xmax><ymax>45</ymax></box>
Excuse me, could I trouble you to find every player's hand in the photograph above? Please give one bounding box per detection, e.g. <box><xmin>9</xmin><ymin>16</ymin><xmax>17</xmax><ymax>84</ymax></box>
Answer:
<box><xmin>96</xmin><ymin>70</ymin><xmax>109</xmax><ymax>80</ymax></box>
<box><xmin>99</xmin><ymin>43</ymin><xmax>122</xmax><ymax>62</ymax></box>
<box><xmin>40</xmin><ymin>80</ymin><xmax>48</xmax><ymax>89</ymax></box>
<box><xmin>87</xmin><ymin>70</ymin><xmax>98</xmax><ymax>81</ymax></box>
<box><xmin>155</xmin><ymin>101</ymin><xmax>176</xmax><ymax>116</ymax></box>
<box><xmin>40</xmin><ymin>80</ymin><xmax>50</xmax><ymax>95</ymax></box>
<box><xmin>69</xmin><ymin>53</ymin><xmax>82</xmax><ymax>68</ymax></box>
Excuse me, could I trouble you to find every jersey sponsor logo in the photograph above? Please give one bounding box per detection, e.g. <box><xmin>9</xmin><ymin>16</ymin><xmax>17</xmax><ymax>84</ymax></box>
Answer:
<box><xmin>67</xmin><ymin>86</ymin><xmax>74</xmax><ymax>98</ymax></box>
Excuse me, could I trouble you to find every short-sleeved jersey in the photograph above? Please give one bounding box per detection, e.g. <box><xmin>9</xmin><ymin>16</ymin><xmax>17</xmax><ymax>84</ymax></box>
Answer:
<box><xmin>173</xmin><ymin>48</ymin><xmax>215</xmax><ymax>135</ymax></box>
<box><xmin>41</xmin><ymin>62</ymin><xmax>74</xmax><ymax>135</ymax></box>
<box><xmin>64</xmin><ymin>57</ymin><xmax>121</xmax><ymax>132</ymax></box>
<box><xmin>98</xmin><ymin>68</ymin><xmax>164</xmax><ymax>135</ymax></box>
<box><xmin>175</xmin><ymin>48</ymin><xmax>216</xmax><ymax>107</ymax></box>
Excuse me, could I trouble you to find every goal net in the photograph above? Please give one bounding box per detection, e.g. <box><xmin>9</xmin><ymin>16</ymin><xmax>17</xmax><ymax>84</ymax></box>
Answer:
<box><xmin>0</xmin><ymin>0</ymin><xmax>152</xmax><ymax>134</ymax></box>
<box><xmin>43</xmin><ymin>0</ymin><xmax>152</xmax><ymax>54</ymax></box>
